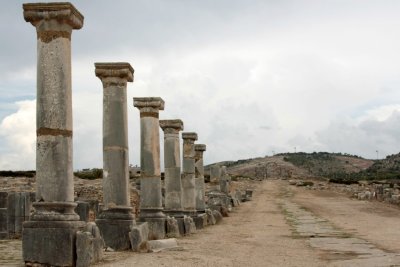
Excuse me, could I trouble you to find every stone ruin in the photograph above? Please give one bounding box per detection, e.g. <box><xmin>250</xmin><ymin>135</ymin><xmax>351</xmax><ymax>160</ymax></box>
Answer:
<box><xmin>0</xmin><ymin>2</ymin><xmax>256</xmax><ymax>266</ymax></box>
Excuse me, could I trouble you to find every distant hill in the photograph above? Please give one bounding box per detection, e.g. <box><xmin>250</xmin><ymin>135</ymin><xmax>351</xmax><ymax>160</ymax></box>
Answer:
<box><xmin>2</xmin><ymin>152</ymin><xmax>400</xmax><ymax>182</ymax></box>
<box><xmin>364</xmin><ymin>153</ymin><xmax>400</xmax><ymax>180</ymax></box>
<box><xmin>209</xmin><ymin>152</ymin><xmax>400</xmax><ymax>182</ymax></box>
<box><xmin>278</xmin><ymin>152</ymin><xmax>373</xmax><ymax>178</ymax></box>
<box><xmin>208</xmin><ymin>152</ymin><xmax>380</xmax><ymax>181</ymax></box>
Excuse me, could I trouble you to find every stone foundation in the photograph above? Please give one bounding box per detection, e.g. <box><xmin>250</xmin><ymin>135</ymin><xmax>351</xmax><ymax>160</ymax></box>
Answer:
<box><xmin>96</xmin><ymin>218</ymin><xmax>134</xmax><ymax>251</ymax></box>
<box><xmin>140</xmin><ymin>217</ymin><xmax>166</xmax><ymax>240</ymax></box>
<box><xmin>23</xmin><ymin>220</ymin><xmax>86</xmax><ymax>266</ymax></box>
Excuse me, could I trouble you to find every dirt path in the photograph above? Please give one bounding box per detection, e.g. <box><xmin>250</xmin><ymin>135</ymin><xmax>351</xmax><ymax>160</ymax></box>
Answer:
<box><xmin>95</xmin><ymin>180</ymin><xmax>324</xmax><ymax>267</ymax></box>
<box><xmin>292</xmin><ymin>186</ymin><xmax>400</xmax><ymax>252</ymax></box>
<box><xmin>3</xmin><ymin>179</ymin><xmax>400</xmax><ymax>266</ymax></box>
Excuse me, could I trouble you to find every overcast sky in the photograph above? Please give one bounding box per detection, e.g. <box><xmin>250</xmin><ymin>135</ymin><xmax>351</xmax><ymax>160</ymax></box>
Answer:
<box><xmin>1</xmin><ymin>0</ymin><xmax>400</xmax><ymax>170</ymax></box>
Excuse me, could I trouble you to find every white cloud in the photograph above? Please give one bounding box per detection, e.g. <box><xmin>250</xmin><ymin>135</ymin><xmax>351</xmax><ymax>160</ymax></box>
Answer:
<box><xmin>0</xmin><ymin>100</ymin><xmax>36</xmax><ymax>170</ymax></box>
<box><xmin>2</xmin><ymin>1</ymin><xmax>400</xmax><ymax>169</ymax></box>
<box><xmin>316</xmin><ymin>106</ymin><xmax>400</xmax><ymax>159</ymax></box>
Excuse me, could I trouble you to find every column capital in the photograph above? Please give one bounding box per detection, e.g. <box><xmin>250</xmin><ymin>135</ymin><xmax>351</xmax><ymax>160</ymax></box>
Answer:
<box><xmin>23</xmin><ymin>2</ymin><xmax>84</xmax><ymax>29</ymax></box>
<box><xmin>133</xmin><ymin>97</ymin><xmax>164</xmax><ymax>116</ymax></box>
<box><xmin>159</xmin><ymin>119</ymin><xmax>184</xmax><ymax>133</ymax></box>
<box><xmin>182</xmin><ymin>132</ymin><xmax>198</xmax><ymax>141</ymax></box>
<box><xmin>95</xmin><ymin>62</ymin><xmax>134</xmax><ymax>85</ymax></box>
<box><xmin>195</xmin><ymin>144</ymin><xmax>206</xmax><ymax>152</ymax></box>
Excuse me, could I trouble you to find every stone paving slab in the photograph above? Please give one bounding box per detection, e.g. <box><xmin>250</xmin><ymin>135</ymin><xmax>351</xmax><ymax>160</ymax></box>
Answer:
<box><xmin>283</xmin><ymin>201</ymin><xmax>400</xmax><ymax>266</ymax></box>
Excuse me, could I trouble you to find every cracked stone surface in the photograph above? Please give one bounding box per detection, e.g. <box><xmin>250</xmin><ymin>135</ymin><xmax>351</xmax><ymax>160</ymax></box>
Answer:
<box><xmin>282</xmin><ymin>191</ymin><xmax>400</xmax><ymax>266</ymax></box>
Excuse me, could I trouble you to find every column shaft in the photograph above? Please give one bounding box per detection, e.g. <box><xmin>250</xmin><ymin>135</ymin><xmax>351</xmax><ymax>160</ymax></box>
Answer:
<box><xmin>134</xmin><ymin>97</ymin><xmax>165</xmax><ymax>218</ymax></box>
<box><xmin>195</xmin><ymin>144</ymin><xmax>206</xmax><ymax>212</ymax></box>
<box><xmin>210</xmin><ymin>165</ymin><xmax>221</xmax><ymax>192</ymax></box>
<box><xmin>95</xmin><ymin>63</ymin><xmax>134</xmax><ymax>250</ymax></box>
<box><xmin>160</xmin><ymin>120</ymin><xmax>184</xmax><ymax>214</ymax></box>
<box><xmin>95</xmin><ymin>63</ymin><xmax>133</xmax><ymax>212</ymax></box>
<box><xmin>181</xmin><ymin>132</ymin><xmax>198</xmax><ymax>214</ymax></box>
<box><xmin>22</xmin><ymin>3</ymin><xmax>86</xmax><ymax>266</ymax></box>
<box><xmin>23</xmin><ymin>2</ymin><xmax>84</xmax><ymax>220</ymax></box>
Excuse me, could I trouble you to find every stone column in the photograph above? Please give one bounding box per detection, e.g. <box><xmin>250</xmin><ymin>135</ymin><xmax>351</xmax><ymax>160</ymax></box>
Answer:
<box><xmin>95</xmin><ymin>62</ymin><xmax>134</xmax><ymax>250</ymax></box>
<box><xmin>133</xmin><ymin>97</ymin><xmax>166</xmax><ymax>239</ymax></box>
<box><xmin>159</xmin><ymin>120</ymin><xmax>184</xmax><ymax>215</ymax></box>
<box><xmin>194</xmin><ymin>144</ymin><xmax>207</xmax><ymax>213</ymax></box>
<box><xmin>220</xmin><ymin>166</ymin><xmax>231</xmax><ymax>195</ymax></box>
<box><xmin>22</xmin><ymin>3</ymin><xmax>85</xmax><ymax>266</ymax></box>
<box><xmin>181</xmin><ymin>132</ymin><xmax>198</xmax><ymax>215</ymax></box>
<box><xmin>210</xmin><ymin>165</ymin><xmax>221</xmax><ymax>192</ymax></box>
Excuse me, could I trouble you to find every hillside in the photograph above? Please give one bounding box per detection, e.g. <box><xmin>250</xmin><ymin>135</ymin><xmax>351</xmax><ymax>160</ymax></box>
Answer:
<box><xmin>209</xmin><ymin>152</ymin><xmax>376</xmax><ymax>181</ymax></box>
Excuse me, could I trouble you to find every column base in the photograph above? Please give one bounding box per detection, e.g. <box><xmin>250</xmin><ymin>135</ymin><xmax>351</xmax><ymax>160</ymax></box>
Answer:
<box><xmin>96</xmin><ymin>218</ymin><xmax>135</xmax><ymax>251</ymax></box>
<box><xmin>193</xmin><ymin>213</ymin><xmax>207</xmax><ymax>229</ymax></box>
<box><xmin>98</xmin><ymin>206</ymin><xmax>134</xmax><ymax>220</ymax></box>
<box><xmin>182</xmin><ymin>210</ymin><xmax>197</xmax><ymax>217</ymax></box>
<box><xmin>31</xmin><ymin>202</ymin><xmax>80</xmax><ymax>221</ymax></box>
<box><xmin>164</xmin><ymin>211</ymin><xmax>185</xmax><ymax>236</ymax></box>
<box><xmin>139</xmin><ymin>207</ymin><xmax>166</xmax><ymax>219</ymax></box>
<box><xmin>138</xmin><ymin>217</ymin><xmax>166</xmax><ymax>240</ymax></box>
<box><xmin>23</xmin><ymin>220</ymin><xmax>85</xmax><ymax>266</ymax></box>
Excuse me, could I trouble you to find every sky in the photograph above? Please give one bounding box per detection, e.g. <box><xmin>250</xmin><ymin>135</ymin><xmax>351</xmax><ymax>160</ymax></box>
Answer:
<box><xmin>1</xmin><ymin>0</ymin><xmax>400</xmax><ymax>170</ymax></box>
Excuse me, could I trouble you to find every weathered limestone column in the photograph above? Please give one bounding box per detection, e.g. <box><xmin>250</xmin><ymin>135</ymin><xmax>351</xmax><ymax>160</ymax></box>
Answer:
<box><xmin>220</xmin><ymin>166</ymin><xmax>230</xmax><ymax>195</ymax></box>
<box><xmin>134</xmin><ymin>97</ymin><xmax>166</xmax><ymax>239</ymax></box>
<box><xmin>209</xmin><ymin>165</ymin><xmax>221</xmax><ymax>192</ymax></box>
<box><xmin>95</xmin><ymin>63</ymin><xmax>135</xmax><ymax>250</ymax></box>
<box><xmin>181</xmin><ymin>132</ymin><xmax>198</xmax><ymax>215</ymax></box>
<box><xmin>194</xmin><ymin>144</ymin><xmax>207</xmax><ymax>212</ymax></box>
<box><xmin>22</xmin><ymin>3</ymin><xmax>85</xmax><ymax>266</ymax></box>
<box><xmin>159</xmin><ymin>120</ymin><xmax>184</xmax><ymax>215</ymax></box>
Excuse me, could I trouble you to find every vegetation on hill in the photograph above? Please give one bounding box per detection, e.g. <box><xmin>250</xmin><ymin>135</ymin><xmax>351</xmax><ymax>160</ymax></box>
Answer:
<box><xmin>0</xmin><ymin>170</ymin><xmax>35</xmax><ymax>177</ymax></box>
<box><xmin>279</xmin><ymin>152</ymin><xmax>400</xmax><ymax>182</ymax></box>
<box><xmin>74</xmin><ymin>168</ymin><xmax>103</xmax><ymax>180</ymax></box>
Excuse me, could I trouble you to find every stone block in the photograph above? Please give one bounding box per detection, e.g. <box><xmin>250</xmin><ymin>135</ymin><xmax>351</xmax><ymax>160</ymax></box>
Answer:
<box><xmin>23</xmin><ymin>220</ymin><xmax>85</xmax><ymax>266</ymax></box>
<box><xmin>165</xmin><ymin>215</ymin><xmax>185</xmax><ymax>236</ymax></box>
<box><xmin>7</xmin><ymin>192</ymin><xmax>34</xmax><ymax>238</ymax></box>
<box><xmin>96</xmin><ymin>218</ymin><xmax>134</xmax><ymax>251</ymax></box>
<box><xmin>129</xmin><ymin>222</ymin><xmax>149</xmax><ymax>252</ymax></box>
<box><xmin>0</xmin><ymin>208</ymin><xmax>8</xmax><ymax>239</ymax></box>
<box><xmin>212</xmin><ymin>210</ymin><xmax>223</xmax><ymax>224</ymax></box>
<box><xmin>183</xmin><ymin>215</ymin><xmax>196</xmax><ymax>235</ymax></box>
<box><xmin>76</xmin><ymin>223</ymin><xmax>104</xmax><ymax>267</ymax></box>
<box><xmin>75</xmin><ymin>201</ymin><xmax>90</xmax><ymax>222</ymax></box>
<box><xmin>0</xmin><ymin>192</ymin><xmax>8</xmax><ymax>208</ymax></box>
<box><xmin>0</xmin><ymin>208</ymin><xmax>7</xmax><ymax>232</ymax></box>
<box><xmin>148</xmin><ymin>238</ymin><xmax>179</xmax><ymax>252</ymax></box>
<box><xmin>76</xmin><ymin>232</ymin><xmax>93</xmax><ymax>267</ymax></box>
<box><xmin>143</xmin><ymin>217</ymin><xmax>166</xmax><ymax>240</ymax></box>
<box><xmin>192</xmin><ymin>213</ymin><xmax>207</xmax><ymax>229</ymax></box>
<box><xmin>205</xmin><ymin>209</ymin><xmax>216</xmax><ymax>225</ymax></box>
<box><xmin>166</xmin><ymin>216</ymin><xmax>180</xmax><ymax>238</ymax></box>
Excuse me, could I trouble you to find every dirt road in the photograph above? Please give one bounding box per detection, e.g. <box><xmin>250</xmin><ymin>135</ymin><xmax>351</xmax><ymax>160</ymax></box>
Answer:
<box><xmin>95</xmin><ymin>180</ymin><xmax>324</xmax><ymax>266</ymax></box>
<box><xmin>3</xmin><ymin>179</ymin><xmax>400</xmax><ymax>266</ymax></box>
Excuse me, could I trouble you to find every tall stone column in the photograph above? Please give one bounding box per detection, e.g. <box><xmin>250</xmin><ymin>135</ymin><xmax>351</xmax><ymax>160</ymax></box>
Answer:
<box><xmin>181</xmin><ymin>132</ymin><xmax>198</xmax><ymax>215</ymax></box>
<box><xmin>220</xmin><ymin>165</ymin><xmax>231</xmax><ymax>195</ymax></box>
<box><xmin>159</xmin><ymin>120</ymin><xmax>184</xmax><ymax>215</ymax></box>
<box><xmin>22</xmin><ymin>3</ymin><xmax>85</xmax><ymax>266</ymax></box>
<box><xmin>194</xmin><ymin>144</ymin><xmax>207</xmax><ymax>213</ymax></box>
<box><xmin>134</xmin><ymin>97</ymin><xmax>166</xmax><ymax>239</ymax></box>
<box><xmin>210</xmin><ymin>165</ymin><xmax>221</xmax><ymax>192</ymax></box>
<box><xmin>95</xmin><ymin>62</ymin><xmax>134</xmax><ymax>250</ymax></box>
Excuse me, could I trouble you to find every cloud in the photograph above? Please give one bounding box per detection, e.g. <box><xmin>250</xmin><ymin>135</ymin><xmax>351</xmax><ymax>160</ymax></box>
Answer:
<box><xmin>0</xmin><ymin>100</ymin><xmax>35</xmax><ymax>170</ymax></box>
<box><xmin>316</xmin><ymin>106</ymin><xmax>400</xmax><ymax>159</ymax></box>
<box><xmin>2</xmin><ymin>1</ymin><xmax>400</xmax><ymax>169</ymax></box>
